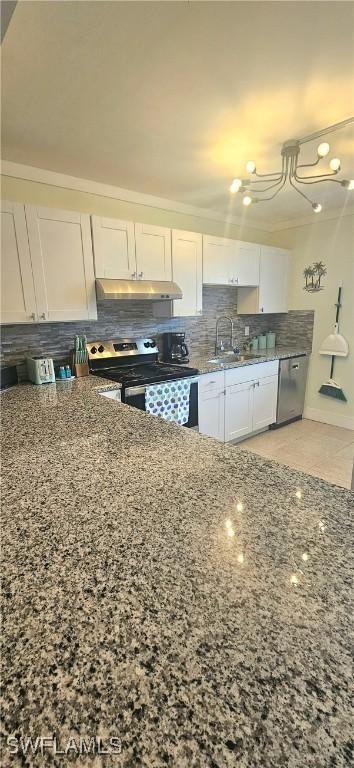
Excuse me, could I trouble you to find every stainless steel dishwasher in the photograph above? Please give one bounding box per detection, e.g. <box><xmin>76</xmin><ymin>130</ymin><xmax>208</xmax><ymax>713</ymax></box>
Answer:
<box><xmin>272</xmin><ymin>354</ymin><xmax>309</xmax><ymax>427</ymax></box>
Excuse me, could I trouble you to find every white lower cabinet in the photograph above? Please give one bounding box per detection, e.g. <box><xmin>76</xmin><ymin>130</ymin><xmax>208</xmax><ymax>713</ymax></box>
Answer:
<box><xmin>198</xmin><ymin>371</ymin><xmax>225</xmax><ymax>441</ymax></box>
<box><xmin>198</xmin><ymin>361</ymin><xmax>279</xmax><ymax>442</ymax></box>
<box><xmin>199</xmin><ymin>389</ymin><xmax>225</xmax><ymax>441</ymax></box>
<box><xmin>224</xmin><ymin>381</ymin><xmax>254</xmax><ymax>442</ymax></box>
<box><xmin>252</xmin><ymin>375</ymin><xmax>278</xmax><ymax>431</ymax></box>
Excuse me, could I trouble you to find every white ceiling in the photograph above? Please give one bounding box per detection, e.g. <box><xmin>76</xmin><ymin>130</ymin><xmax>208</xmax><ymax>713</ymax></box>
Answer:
<box><xmin>2</xmin><ymin>1</ymin><xmax>354</xmax><ymax>227</ymax></box>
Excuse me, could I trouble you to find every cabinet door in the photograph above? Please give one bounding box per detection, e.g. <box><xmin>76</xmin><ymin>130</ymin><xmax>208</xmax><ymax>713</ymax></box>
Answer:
<box><xmin>252</xmin><ymin>375</ymin><xmax>278</xmax><ymax>431</ymax></box>
<box><xmin>203</xmin><ymin>235</ymin><xmax>234</xmax><ymax>285</ymax></box>
<box><xmin>171</xmin><ymin>229</ymin><xmax>202</xmax><ymax>317</ymax></box>
<box><xmin>225</xmin><ymin>381</ymin><xmax>254</xmax><ymax>442</ymax></box>
<box><xmin>26</xmin><ymin>206</ymin><xmax>97</xmax><ymax>321</ymax></box>
<box><xmin>233</xmin><ymin>241</ymin><xmax>260</xmax><ymax>286</ymax></box>
<box><xmin>198</xmin><ymin>390</ymin><xmax>225</xmax><ymax>441</ymax></box>
<box><xmin>259</xmin><ymin>246</ymin><xmax>289</xmax><ymax>313</ymax></box>
<box><xmin>134</xmin><ymin>223</ymin><xmax>172</xmax><ymax>281</ymax></box>
<box><xmin>0</xmin><ymin>201</ymin><xmax>37</xmax><ymax>324</ymax></box>
<box><xmin>91</xmin><ymin>215</ymin><xmax>136</xmax><ymax>279</ymax></box>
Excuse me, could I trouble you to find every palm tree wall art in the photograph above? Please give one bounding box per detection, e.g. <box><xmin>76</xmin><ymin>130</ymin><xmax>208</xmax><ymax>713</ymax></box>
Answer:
<box><xmin>303</xmin><ymin>261</ymin><xmax>327</xmax><ymax>292</ymax></box>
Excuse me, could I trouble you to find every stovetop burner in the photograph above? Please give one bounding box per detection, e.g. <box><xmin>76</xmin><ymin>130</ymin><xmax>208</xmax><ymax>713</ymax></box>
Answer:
<box><xmin>87</xmin><ymin>337</ymin><xmax>198</xmax><ymax>389</ymax></box>
<box><xmin>91</xmin><ymin>361</ymin><xmax>197</xmax><ymax>388</ymax></box>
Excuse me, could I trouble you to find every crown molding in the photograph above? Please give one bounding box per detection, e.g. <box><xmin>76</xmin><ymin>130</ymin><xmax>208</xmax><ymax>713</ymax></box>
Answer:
<box><xmin>0</xmin><ymin>160</ymin><xmax>271</xmax><ymax>232</ymax></box>
<box><xmin>2</xmin><ymin>160</ymin><xmax>352</xmax><ymax>233</ymax></box>
<box><xmin>269</xmin><ymin>203</ymin><xmax>354</xmax><ymax>231</ymax></box>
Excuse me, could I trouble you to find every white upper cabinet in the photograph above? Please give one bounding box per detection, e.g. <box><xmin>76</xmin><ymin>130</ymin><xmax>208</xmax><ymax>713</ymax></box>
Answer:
<box><xmin>237</xmin><ymin>246</ymin><xmax>290</xmax><ymax>314</ymax></box>
<box><xmin>134</xmin><ymin>223</ymin><xmax>172</xmax><ymax>281</ymax></box>
<box><xmin>26</xmin><ymin>205</ymin><xmax>97</xmax><ymax>322</ymax></box>
<box><xmin>203</xmin><ymin>235</ymin><xmax>234</xmax><ymax>284</ymax></box>
<box><xmin>203</xmin><ymin>236</ymin><xmax>260</xmax><ymax>286</ymax></box>
<box><xmin>258</xmin><ymin>246</ymin><xmax>289</xmax><ymax>313</ymax></box>
<box><xmin>171</xmin><ymin>229</ymin><xmax>203</xmax><ymax>316</ymax></box>
<box><xmin>0</xmin><ymin>201</ymin><xmax>37</xmax><ymax>324</ymax></box>
<box><xmin>233</xmin><ymin>241</ymin><xmax>260</xmax><ymax>286</ymax></box>
<box><xmin>91</xmin><ymin>216</ymin><xmax>135</xmax><ymax>279</ymax></box>
<box><xmin>153</xmin><ymin>229</ymin><xmax>203</xmax><ymax>318</ymax></box>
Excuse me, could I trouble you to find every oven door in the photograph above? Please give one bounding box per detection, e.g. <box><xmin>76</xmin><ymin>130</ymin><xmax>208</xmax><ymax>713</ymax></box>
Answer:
<box><xmin>124</xmin><ymin>380</ymin><xmax>198</xmax><ymax>428</ymax></box>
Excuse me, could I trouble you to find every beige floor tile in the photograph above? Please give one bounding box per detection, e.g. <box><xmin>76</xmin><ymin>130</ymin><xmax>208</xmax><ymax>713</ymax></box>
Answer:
<box><xmin>241</xmin><ymin>432</ymin><xmax>294</xmax><ymax>451</ymax></box>
<box><xmin>283</xmin><ymin>419</ymin><xmax>328</xmax><ymax>436</ymax></box>
<box><xmin>337</xmin><ymin>443</ymin><xmax>354</xmax><ymax>460</ymax></box>
<box><xmin>237</xmin><ymin>418</ymin><xmax>354</xmax><ymax>491</ymax></box>
<box><xmin>297</xmin><ymin>435</ymin><xmax>351</xmax><ymax>457</ymax></box>
<box><xmin>267</xmin><ymin>446</ymin><xmax>319</xmax><ymax>468</ymax></box>
<box><xmin>310</xmin><ymin>457</ymin><xmax>354</xmax><ymax>484</ymax></box>
<box><xmin>316</xmin><ymin>424</ymin><xmax>354</xmax><ymax>442</ymax></box>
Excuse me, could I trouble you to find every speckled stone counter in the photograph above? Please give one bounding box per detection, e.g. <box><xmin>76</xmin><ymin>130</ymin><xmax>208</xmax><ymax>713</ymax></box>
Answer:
<box><xmin>188</xmin><ymin>347</ymin><xmax>309</xmax><ymax>374</ymax></box>
<box><xmin>1</xmin><ymin>377</ymin><xmax>353</xmax><ymax>768</ymax></box>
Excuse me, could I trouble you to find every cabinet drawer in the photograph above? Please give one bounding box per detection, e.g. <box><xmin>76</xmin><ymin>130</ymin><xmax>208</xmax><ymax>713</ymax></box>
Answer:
<box><xmin>198</xmin><ymin>370</ymin><xmax>225</xmax><ymax>396</ymax></box>
<box><xmin>225</xmin><ymin>360</ymin><xmax>279</xmax><ymax>387</ymax></box>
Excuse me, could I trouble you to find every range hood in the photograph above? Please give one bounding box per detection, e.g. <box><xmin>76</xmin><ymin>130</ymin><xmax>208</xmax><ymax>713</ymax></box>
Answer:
<box><xmin>96</xmin><ymin>278</ymin><xmax>183</xmax><ymax>301</ymax></box>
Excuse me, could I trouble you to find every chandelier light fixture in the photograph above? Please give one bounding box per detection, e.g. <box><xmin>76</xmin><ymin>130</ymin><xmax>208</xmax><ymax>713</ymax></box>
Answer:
<box><xmin>229</xmin><ymin>117</ymin><xmax>354</xmax><ymax>212</ymax></box>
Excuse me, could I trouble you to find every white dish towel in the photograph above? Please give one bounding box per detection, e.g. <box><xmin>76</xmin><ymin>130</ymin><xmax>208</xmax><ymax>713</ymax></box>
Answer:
<box><xmin>145</xmin><ymin>378</ymin><xmax>194</xmax><ymax>425</ymax></box>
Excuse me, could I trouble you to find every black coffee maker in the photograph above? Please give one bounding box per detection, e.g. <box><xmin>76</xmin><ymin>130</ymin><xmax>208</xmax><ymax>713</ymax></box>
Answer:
<box><xmin>162</xmin><ymin>332</ymin><xmax>189</xmax><ymax>363</ymax></box>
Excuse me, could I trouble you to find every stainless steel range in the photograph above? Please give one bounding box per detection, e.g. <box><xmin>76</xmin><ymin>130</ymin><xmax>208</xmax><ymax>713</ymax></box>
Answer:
<box><xmin>88</xmin><ymin>338</ymin><xmax>199</xmax><ymax>427</ymax></box>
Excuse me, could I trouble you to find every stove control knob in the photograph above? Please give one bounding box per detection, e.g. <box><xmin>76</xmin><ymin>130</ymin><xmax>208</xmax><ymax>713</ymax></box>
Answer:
<box><xmin>98</xmin><ymin>345</ymin><xmax>105</xmax><ymax>353</ymax></box>
<box><xmin>150</xmin><ymin>340</ymin><xmax>156</xmax><ymax>348</ymax></box>
<box><xmin>90</xmin><ymin>346</ymin><xmax>97</xmax><ymax>354</ymax></box>
<box><xmin>144</xmin><ymin>341</ymin><xmax>150</xmax><ymax>348</ymax></box>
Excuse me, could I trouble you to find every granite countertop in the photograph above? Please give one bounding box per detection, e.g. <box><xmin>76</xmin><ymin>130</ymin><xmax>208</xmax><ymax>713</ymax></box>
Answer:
<box><xmin>188</xmin><ymin>347</ymin><xmax>310</xmax><ymax>375</ymax></box>
<box><xmin>1</xmin><ymin>377</ymin><xmax>353</xmax><ymax>767</ymax></box>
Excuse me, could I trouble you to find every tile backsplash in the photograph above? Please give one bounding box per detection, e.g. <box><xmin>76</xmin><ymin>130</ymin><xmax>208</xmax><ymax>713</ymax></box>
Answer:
<box><xmin>0</xmin><ymin>287</ymin><xmax>314</xmax><ymax>376</ymax></box>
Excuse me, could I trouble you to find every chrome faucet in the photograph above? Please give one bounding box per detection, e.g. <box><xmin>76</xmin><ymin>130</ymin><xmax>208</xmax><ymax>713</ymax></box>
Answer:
<box><xmin>215</xmin><ymin>315</ymin><xmax>234</xmax><ymax>355</ymax></box>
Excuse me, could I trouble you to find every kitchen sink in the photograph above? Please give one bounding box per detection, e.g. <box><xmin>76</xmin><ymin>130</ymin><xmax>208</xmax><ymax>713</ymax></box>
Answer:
<box><xmin>207</xmin><ymin>352</ymin><xmax>263</xmax><ymax>364</ymax></box>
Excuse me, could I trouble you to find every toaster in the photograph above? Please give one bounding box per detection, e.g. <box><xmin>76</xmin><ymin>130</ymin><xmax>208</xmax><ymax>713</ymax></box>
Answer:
<box><xmin>26</xmin><ymin>357</ymin><xmax>55</xmax><ymax>385</ymax></box>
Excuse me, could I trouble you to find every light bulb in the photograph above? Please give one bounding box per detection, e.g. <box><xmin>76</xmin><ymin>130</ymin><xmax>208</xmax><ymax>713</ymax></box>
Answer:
<box><xmin>236</xmin><ymin>502</ymin><xmax>243</xmax><ymax>512</ymax></box>
<box><xmin>243</xmin><ymin>195</ymin><xmax>252</xmax><ymax>206</ymax></box>
<box><xmin>341</xmin><ymin>179</ymin><xmax>354</xmax><ymax>190</ymax></box>
<box><xmin>246</xmin><ymin>160</ymin><xmax>256</xmax><ymax>174</ymax></box>
<box><xmin>312</xmin><ymin>203</ymin><xmax>322</xmax><ymax>213</ymax></box>
<box><xmin>290</xmin><ymin>573</ymin><xmax>299</xmax><ymax>586</ymax></box>
<box><xmin>329</xmin><ymin>158</ymin><xmax>341</xmax><ymax>171</ymax></box>
<box><xmin>317</xmin><ymin>142</ymin><xmax>330</xmax><ymax>157</ymax></box>
<box><xmin>237</xmin><ymin>553</ymin><xmax>244</xmax><ymax>564</ymax></box>
<box><xmin>227</xmin><ymin>527</ymin><xmax>235</xmax><ymax>538</ymax></box>
<box><xmin>229</xmin><ymin>178</ymin><xmax>242</xmax><ymax>194</ymax></box>
<box><xmin>295</xmin><ymin>490</ymin><xmax>302</xmax><ymax>499</ymax></box>
<box><xmin>302</xmin><ymin>552</ymin><xmax>309</xmax><ymax>562</ymax></box>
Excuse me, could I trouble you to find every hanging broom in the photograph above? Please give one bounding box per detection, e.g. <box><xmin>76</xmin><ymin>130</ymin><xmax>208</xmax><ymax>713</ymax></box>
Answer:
<box><xmin>318</xmin><ymin>286</ymin><xmax>348</xmax><ymax>401</ymax></box>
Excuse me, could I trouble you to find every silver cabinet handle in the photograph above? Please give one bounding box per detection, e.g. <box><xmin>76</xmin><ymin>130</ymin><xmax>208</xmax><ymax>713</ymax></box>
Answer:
<box><xmin>260</xmin><ymin>307</ymin><xmax>264</xmax><ymax>312</ymax></box>
<box><xmin>234</xmin><ymin>277</ymin><xmax>239</xmax><ymax>284</ymax></box>
<box><xmin>131</xmin><ymin>271</ymin><xmax>137</xmax><ymax>279</ymax></box>
<box><xmin>138</xmin><ymin>271</ymin><xmax>143</xmax><ymax>279</ymax></box>
<box><xmin>40</xmin><ymin>312</ymin><xmax>46</xmax><ymax>320</ymax></box>
<box><xmin>29</xmin><ymin>312</ymin><xmax>36</xmax><ymax>321</ymax></box>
